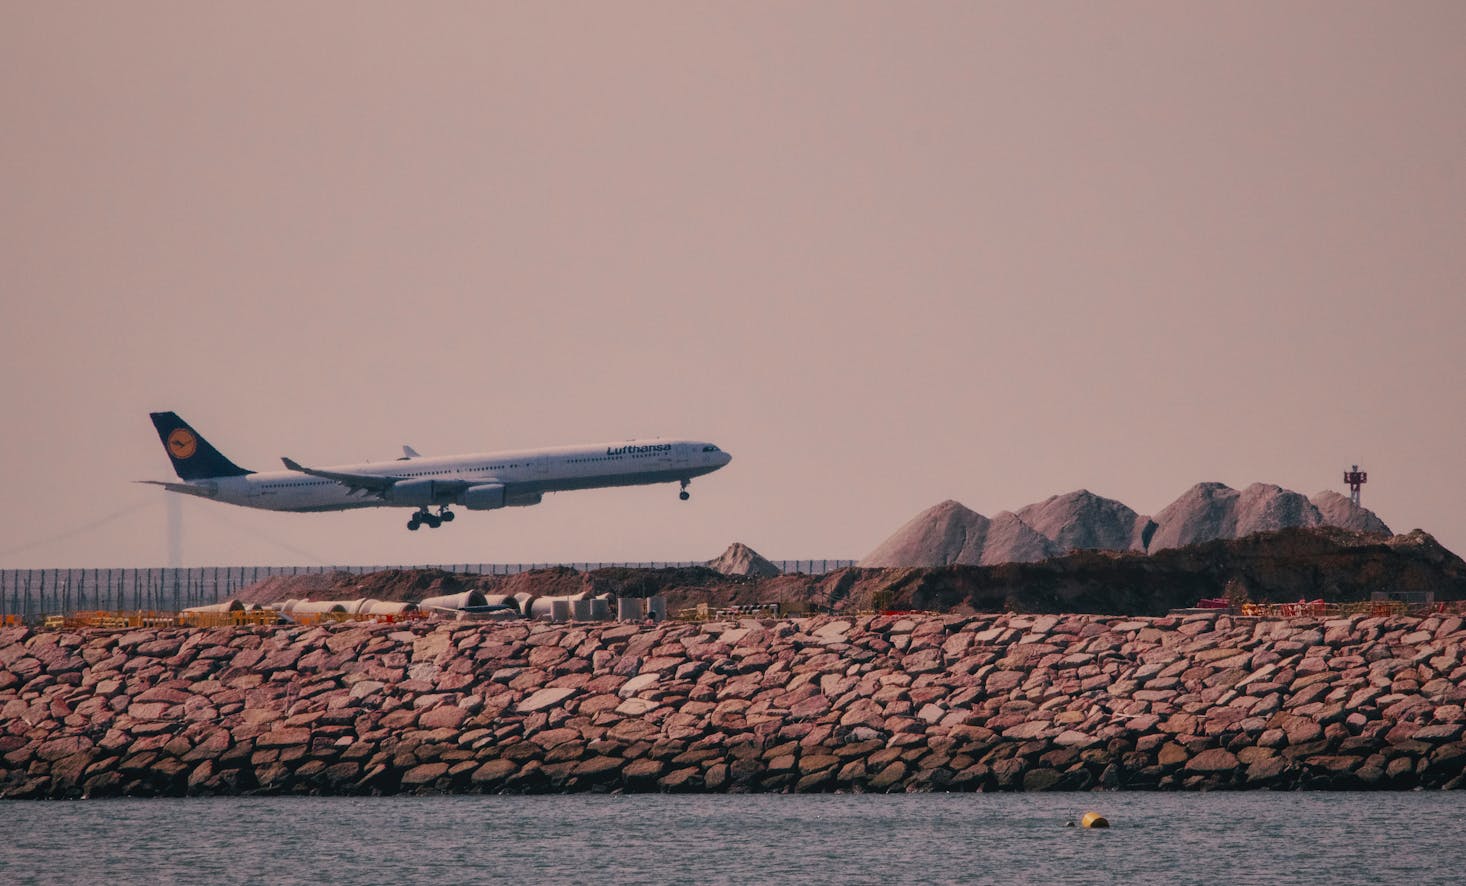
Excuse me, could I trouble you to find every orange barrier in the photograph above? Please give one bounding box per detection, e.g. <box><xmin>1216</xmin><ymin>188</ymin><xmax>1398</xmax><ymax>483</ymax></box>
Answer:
<box><xmin>178</xmin><ymin>609</ymin><xmax>282</xmax><ymax>628</ymax></box>
<box><xmin>1236</xmin><ymin>599</ymin><xmax>1459</xmax><ymax>618</ymax></box>
<box><xmin>287</xmin><ymin>609</ymin><xmax>427</xmax><ymax>626</ymax></box>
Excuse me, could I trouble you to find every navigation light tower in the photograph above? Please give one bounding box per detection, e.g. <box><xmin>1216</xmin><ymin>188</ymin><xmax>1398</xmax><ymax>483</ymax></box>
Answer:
<box><xmin>1344</xmin><ymin>465</ymin><xmax>1367</xmax><ymax>508</ymax></box>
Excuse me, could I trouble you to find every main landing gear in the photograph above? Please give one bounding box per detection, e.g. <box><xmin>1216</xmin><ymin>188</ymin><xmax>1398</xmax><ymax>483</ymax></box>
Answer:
<box><xmin>679</xmin><ymin>479</ymin><xmax>691</xmax><ymax>501</ymax></box>
<box><xmin>407</xmin><ymin>507</ymin><xmax>455</xmax><ymax>531</ymax></box>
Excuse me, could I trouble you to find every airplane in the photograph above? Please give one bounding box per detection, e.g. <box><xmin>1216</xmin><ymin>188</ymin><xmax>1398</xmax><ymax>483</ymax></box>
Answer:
<box><xmin>141</xmin><ymin>411</ymin><xmax>732</xmax><ymax>531</ymax></box>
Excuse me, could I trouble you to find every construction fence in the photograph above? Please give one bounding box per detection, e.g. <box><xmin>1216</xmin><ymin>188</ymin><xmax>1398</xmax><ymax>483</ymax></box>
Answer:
<box><xmin>0</xmin><ymin>560</ymin><xmax>858</xmax><ymax>624</ymax></box>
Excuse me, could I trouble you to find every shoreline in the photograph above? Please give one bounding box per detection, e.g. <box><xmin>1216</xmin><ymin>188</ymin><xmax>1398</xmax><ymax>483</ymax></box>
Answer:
<box><xmin>2</xmin><ymin>612</ymin><xmax>1464</xmax><ymax>798</ymax></box>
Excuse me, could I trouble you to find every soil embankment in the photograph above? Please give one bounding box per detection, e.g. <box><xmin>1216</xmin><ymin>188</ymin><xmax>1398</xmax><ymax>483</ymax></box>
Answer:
<box><xmin>238</xmin><ymin>528</ymin><xmax>1466</xmax><ymax>617</ymax></box>
<box><xmin>3</xmin><ymin>611</ymin><xmax>1464</xmax><ymax>797</ymax></box>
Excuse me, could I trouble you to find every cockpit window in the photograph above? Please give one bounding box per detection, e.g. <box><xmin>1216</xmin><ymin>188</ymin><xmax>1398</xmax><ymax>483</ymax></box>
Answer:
<box><xmin>702</xmin><ymin>445</ymin><xmax>720</xmax><ymax>452</ymax></box>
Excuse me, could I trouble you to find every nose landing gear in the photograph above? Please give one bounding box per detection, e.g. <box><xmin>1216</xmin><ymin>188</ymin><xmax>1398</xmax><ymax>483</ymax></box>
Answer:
<box><xmin>406</xmin><ymin>507</ymin><xmax>455</xmax><ymax>530</ymax></box>
<box><xmin>679</xmin><ymin>479</ymin><xmax>691</xmax><ymax>501</ymax></box>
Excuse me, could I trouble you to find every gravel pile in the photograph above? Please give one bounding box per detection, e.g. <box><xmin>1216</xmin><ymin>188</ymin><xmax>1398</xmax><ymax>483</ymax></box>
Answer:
<box><xmin>868</xmin><ymin>483</ymin><xmax>1391</xmax><ymax>565</ymax></box>
<box><xmin>707</xmin><ymin>543</ymin><xmax>782</xmax><ymax>579</ymax></box>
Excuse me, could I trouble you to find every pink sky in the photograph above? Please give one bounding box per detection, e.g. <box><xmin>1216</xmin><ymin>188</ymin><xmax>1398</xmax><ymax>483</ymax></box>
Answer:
<box><xmin>2</xmin><ymin>2</ymin><xmax>1463</xmax><ymax>568</ymax></box>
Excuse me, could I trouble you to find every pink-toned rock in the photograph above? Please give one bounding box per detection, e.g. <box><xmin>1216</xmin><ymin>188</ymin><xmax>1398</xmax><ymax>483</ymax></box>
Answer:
<box><xmin>518</xmin><ymin>687</ymin><xmax>579</xmax><ymax>713</ymax></box>
<box><xmin>37</xmin><ymin>735</ymin><xmax>93</xmax><ymax>762</ymax></box>
<box><xmin>127</xmin><ymin>702</ymin><xmax>175</xmax><ymax>720</ymax></box>
<box><xmin>572</xmin><ymin>756</ymin><xmax>622</xmax><ymax>778</ymax></box>
<box><xmin>1053</xmin><ymin>730</ymin><xmax>1099</xmax><ymax>748</ymax></box>
<box><xmin>616</xmin><ymin>697</ymin><xmax>660</xmax><ymax>717</ymax></box>
<box><xmin>419</xmin><ymin>706</ymin><xmax>469</xmax><ymax>730</ymax></box>
<box><xmin>256</xmin><ymin>727</ymin><xmax>312</xmax><ymax>749</ymax></box>
<box><xmin>1002</xmin><ymin>721</ymin><xmax>1051</xmax><ymax>740</ymax></box>
<box><xmin>868</xmin><ymin>760</ymin><xmax>908</xmax><ymax>791</ymax></box>
<box><xmin>529</xmin><ymin>646</ymin><xmax>571</xmax><ymax>669</ymax></box>
<box><xmin>1186</xmin><ymin>748</ymin><xmax>1240</xmax><ymax>773</ymax></box>
<box><xmin>470</xmin><ymin>759</ymin><xmax>518</xmax><ymax>785</ymax></box>
<box><xmin>618</xmin><ymin>673</ymin><xmax>660</xmax><ymax>697</ymax></box>
<box><xmin>402</xmin><ymin>762</ymin><xmax>450</xmax><ymax>786</ymax></box>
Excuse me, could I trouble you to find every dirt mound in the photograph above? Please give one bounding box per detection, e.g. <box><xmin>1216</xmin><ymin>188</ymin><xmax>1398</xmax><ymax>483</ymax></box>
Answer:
<box><xmin>489</xmin><ymin>567</ymin><xmax>586</xmax><ymax>598</ymax></box>
<box><xmin>859</xmin><ymin>500</ymin><xmax>989</xmax><ymax>567</ymax></box>
<box><xmin>979</xmin><ymin>512</ymin><xmax>1060</xmax><ymax>565</ymax></box>
<box><xmin>839</xmin><ymin>527</ymin><xmax>1466</xmax><ymax>616</ymax></box>
<box><xmin>232</xmin><ymin>526</ymin><xmax>1466</xmax><ymax>618</ymax></box>
<box><xmin>237</xmin><ymin>572</ymin><xmax>350</xmax><ymax>603</ymax></box>
<box><xmin>707</xmin><ymin>542</ymin><xmax>782</xmax><ymax>578</ymax></box>
<box><xmin>237</xmin><ymin>568</ymin><xmax>476</xmax><ymax>605</ymax></box>
<box><xmin>1311</xmin><ymin>490</ymin><xmax>1392</xmax><ymax>535</ymax></box>
<box><xmin>1015</xmin><ymin>489</ymin><xmax>1153</xmax><ymax>553</ymax></box>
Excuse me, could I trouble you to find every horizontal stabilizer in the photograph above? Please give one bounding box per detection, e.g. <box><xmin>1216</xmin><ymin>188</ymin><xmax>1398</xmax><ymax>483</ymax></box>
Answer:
<box><xmin>135</xmin><ymin>480</ymin><xmax>216</xmax><ymax>498</ymax></box>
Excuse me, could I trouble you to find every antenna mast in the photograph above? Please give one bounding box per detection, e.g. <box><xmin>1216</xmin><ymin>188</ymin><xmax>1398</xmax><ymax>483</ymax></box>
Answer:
<box><xmin>1344</xmin><ymin>465</ymin><xmax>1367</xmax><ymax>508</ymax></box>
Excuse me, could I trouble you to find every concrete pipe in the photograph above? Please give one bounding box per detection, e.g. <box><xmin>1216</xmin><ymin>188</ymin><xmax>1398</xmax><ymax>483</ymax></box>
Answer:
<box><xmin>528</xmin><ymin>595</ymin><xmax>571</xmax><ymax>619</ymax></box>
<box><xmin>291</xmin><ymin>600</ymin><xmax>349</xmax><ymax>614</ymax></box>
<box><xmin>361</xmin><ymin>600</ymin><xmax>419</xmax><ymax>616</ymax></box>
<box><xmin>181</xmin><ymin>599</ymin><xmax>244</xmax><ymax>615</ymax></box>
<box><xmin>419</xmin><ymin>590</ymin><xmax>488</xmax><ymax>611</ymax></box>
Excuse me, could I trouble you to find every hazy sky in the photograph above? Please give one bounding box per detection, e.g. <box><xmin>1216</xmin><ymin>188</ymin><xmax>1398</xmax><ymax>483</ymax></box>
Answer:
<box><xmin>2</xmin><ymin>2</ymin><xmax>1463</xmax><ymax>569</ymax></box>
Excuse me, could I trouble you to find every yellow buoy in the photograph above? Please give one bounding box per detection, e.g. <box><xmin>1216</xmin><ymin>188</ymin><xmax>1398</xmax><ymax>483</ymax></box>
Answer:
<box><xmin>1080</xmin><ymin>811</ymin><xmax>1110</xmax><ymax>829</ymax></box>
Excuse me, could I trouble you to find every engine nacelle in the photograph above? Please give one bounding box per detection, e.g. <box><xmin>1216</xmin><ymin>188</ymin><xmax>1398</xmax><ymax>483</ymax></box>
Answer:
<box><xmin>384</xmin><ymin>479</ymin><xmax>445</xmax><ymax>507</ymax></box>
<box><xmin>506</xmin><ymin>491</ymin><xmax>542</xmax><ymax>508</ymax></box>
<box><xmin>460</xmin><ymin>483</ymin><xmax>507</xmax><ymax>510</ymax></box>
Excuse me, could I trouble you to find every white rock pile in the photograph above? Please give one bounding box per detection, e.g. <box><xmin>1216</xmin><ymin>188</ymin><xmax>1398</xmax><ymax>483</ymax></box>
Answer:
<box><xmin>862</xmin><ymin>484</ymin><xmax>1391</xmax><ymax>567</ymax></box>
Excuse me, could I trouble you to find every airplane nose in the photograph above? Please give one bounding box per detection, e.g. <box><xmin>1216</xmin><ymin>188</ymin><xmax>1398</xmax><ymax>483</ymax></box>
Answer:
<box><xmin>720</xmin><ymin>451</ymin><xmax>733</xmax><ymax>466</ymax></box>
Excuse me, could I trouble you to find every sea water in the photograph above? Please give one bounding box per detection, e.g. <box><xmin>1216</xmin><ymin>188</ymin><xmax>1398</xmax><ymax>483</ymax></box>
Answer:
<box><xmin>3</xmin><ymin>792</ymin><xmax>1463</xmax><ymax>885</ymax></box>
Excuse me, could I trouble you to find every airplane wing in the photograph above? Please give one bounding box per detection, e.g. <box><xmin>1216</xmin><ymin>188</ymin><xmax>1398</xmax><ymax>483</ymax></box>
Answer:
<box><xmin>281</xmin><ymin>458</ymin><xmax>398</xmax><ymax>497</ymax></box>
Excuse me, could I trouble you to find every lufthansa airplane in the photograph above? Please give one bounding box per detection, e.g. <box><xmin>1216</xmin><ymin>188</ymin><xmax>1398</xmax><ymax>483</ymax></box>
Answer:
<box><xmin>142</xmin><ymin>412</ymin><xmax>732</xmax><ymax>531</ymax></box>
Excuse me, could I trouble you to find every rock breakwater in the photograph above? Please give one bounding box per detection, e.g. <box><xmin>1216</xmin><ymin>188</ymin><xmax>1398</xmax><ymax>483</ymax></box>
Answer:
<box><xmin>3</xmin><ymin>612</ymin><xmax>1465</xmax><ymax>798</ymax></box>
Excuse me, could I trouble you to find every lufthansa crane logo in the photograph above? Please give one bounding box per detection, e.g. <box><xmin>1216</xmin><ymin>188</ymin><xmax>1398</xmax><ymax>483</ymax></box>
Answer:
<box><xmin>167</xmin><ymin>428</ymin><xmax>198</xmax><ymax>459</ymax></box>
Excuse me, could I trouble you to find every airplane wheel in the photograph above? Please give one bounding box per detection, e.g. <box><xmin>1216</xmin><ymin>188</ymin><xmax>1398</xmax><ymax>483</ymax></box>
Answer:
<box><xmin>424</xmin><ymin>516</ymin><xmax>442</xmax><ymax>529</ymax></box>
<box><xmin>441</xmin><ymin>511</ymin><xmax>455</xmax><ymax>522</ymax></box>
<box><xmin>407</xmin><ymin>520</ymin><xmax>421</xmax><ymax>531</ymax></box>
<box><xmin>679</xmin><ymin>491</ymin><xmax>690</xmax><ymax>501</ymax></box>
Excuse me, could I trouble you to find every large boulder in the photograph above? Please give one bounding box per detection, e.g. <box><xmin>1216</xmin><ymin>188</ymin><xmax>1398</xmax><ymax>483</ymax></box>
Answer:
<box><xmin>860</xmin><ymin>500</ymin><xmax>989</xmax><ymax>567</ymax></box>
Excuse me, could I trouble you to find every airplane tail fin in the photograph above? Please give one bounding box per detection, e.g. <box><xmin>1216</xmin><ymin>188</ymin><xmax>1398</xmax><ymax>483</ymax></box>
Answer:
<box><xmin>149</xmin><ymin>411</ymin><xmax>252</xmax><ymax>480</ymax></box>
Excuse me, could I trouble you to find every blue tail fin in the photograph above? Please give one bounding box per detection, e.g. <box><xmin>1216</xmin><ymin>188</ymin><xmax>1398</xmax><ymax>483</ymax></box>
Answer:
<box><xmin>149</xmin><ymin>412</ymin><xmax>252</xmax><ymax>480</ymax></box>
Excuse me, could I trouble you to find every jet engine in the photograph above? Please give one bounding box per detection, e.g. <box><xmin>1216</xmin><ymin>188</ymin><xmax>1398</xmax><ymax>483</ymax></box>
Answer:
<box><xmin>506</xmin><ymin>491</ymin><xmax>543</xmax><ymax>507</ymax></box>
<box><xmin>460</xmin><ymin>483</ymin><xmax>507</xmax><ymax>510</ymax></box>
<box><xmin>384</xmin><ymin>479</ymin><xmax>446</xmax><ymax>506</ymax></box>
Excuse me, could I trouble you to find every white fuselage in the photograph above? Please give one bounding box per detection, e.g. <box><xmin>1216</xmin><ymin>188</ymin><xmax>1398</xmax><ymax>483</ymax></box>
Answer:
<box><xmin>177</xmin><ymin>439</ymin><xmax>731</xmax><ymax>513</ymax></box>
